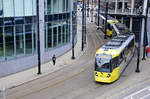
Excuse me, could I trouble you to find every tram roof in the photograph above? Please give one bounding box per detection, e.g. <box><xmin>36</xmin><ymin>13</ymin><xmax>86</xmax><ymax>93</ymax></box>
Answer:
<box><xmin>103</xmin><ymin>33</ymin><xmax>134</xmax><ymax>49</ymax></box>
<box><xmin>100</xmin><ymin>14</ymin><xmax>118</xmax><ymax>21</ymax></box>
<box><xmin>114</xmin><ymin>23</ymin><xmax>129</xmax><ymax>31</ymax></box>
<box><xmin>96</xmin><ymin>33</ymin><xmax>135</xmax><ymax>58</ymax></box>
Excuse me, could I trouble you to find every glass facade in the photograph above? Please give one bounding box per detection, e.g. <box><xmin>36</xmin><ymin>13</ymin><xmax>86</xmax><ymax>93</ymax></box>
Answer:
<box><xmin>44</xmin><ymin>0</ymin><xmax>71</xmax><ymax>50</ymax></box>
<box><xmin>0</xmin><ymin>0</ymin><xmax>77</xmax><ymax>61</ymax></box>
<box><xmin>0</xmin><ymin>0</ymin><xmax>37</xmax><ymax>61</ymax></box>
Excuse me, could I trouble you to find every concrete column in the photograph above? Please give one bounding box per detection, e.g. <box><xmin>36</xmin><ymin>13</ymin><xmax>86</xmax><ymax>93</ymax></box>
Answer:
<box><xmin>130</xmin><ymin>17</ymin><xmax>133</xmax><ymax>31</ymax></box>
<box><xmin>143</xmin><ymin>0</ymin><xmax>148</xmax><ymax>16</ymax></box>
<box><xmin>141</xmin><ymin>0</ymin><xmax>148</xmax><ymax>46</ymax></box>
<box><xmin>115</xmin><ymin>0</ymin><xmax>118</xmax><ymax>13</ymax></box>
<box><xmin>122</xmin><ymin>0</ymin><xmax>125</xmax><ymax>13</ymax></box>
<box><xmin>147</xmin><ymin>17</ymin><xmax>150</xmax><ymax>46</ymax></box>
<box><xmin>39</xmin><ymin>0</ymin><xmax>45</xmax><ymax>63</ymax></box>
<box><xmin>131</xmin><ymin>0</ymin><xmax>134</xmax><ymax>14</ymax></box>
<box><xmin>121</xmin><ymin>17</ymin><xmax>124</xmax><ymax>24</ymax></box>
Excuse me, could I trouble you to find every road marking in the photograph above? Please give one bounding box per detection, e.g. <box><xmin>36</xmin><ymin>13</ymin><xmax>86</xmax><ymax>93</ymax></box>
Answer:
<box><xmin>140</xmin><ymin>94</ymin><xmax>150</xmax><ymax>99</ymax></box>
<box><xmin>124</xmin><ymin>86</ymin><xmax>150</xmax><ymax>99</ymax></box>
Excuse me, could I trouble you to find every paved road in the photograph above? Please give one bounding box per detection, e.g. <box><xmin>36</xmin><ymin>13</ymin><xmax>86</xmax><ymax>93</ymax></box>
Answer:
<box><xmin>1</xmin><ymin>15</ymin><xmax>149</xmax><ymax>99</ymax></box>
<box><xmin>1</xmin><ymin>21</ymin><xmax>111</xmax><ymax>99</ymax></box>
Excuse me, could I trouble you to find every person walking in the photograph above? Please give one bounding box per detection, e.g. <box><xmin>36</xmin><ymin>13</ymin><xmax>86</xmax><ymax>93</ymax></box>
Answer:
<box><xmin>52</xmin><ymin>54</ymin><xmax>56</xmax><ymax>65</ymax></box>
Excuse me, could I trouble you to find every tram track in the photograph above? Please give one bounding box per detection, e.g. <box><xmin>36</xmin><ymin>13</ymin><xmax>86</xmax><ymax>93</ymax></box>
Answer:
<box><xmin>3</xmin><ymin>22</ymin><xmax>107</xmax><ymax>99</ymax></box>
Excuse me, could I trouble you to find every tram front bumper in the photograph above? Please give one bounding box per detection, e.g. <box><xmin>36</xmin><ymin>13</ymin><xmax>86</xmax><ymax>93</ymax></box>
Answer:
<box><xmin>94</xmin><ymin>71</ymin><xmax>113</xmax><ymax>83</ymax></box>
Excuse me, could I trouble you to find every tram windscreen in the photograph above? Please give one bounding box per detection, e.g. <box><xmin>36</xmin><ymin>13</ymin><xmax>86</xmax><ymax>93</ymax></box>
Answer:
<box><xmin>95</xmin><ymin>54</ymin><xmax>112</xmax><ymax>72</ymax></box>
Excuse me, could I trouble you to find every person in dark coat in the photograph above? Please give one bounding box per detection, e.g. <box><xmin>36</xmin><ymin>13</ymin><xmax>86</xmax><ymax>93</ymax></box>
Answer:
<box><xmin>52</xmin><ymin>54</ymin><xmax>56</xmax><ymax>65</ymax></box>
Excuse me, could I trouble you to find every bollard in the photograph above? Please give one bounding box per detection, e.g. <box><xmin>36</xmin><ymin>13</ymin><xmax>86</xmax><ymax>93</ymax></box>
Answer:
<box><xmin>2</xmin><ymin>88</ymin><xmax>6</xmax><ymax>99</ymax></box>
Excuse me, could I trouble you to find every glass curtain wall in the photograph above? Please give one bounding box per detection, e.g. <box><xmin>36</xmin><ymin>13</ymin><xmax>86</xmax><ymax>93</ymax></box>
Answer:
<box><xmin>0</xmin><ymin>0</ymin><xmax>37</xmax><ymax>61</ymax></box>
<box><xmin>0</xmin><ymin>0</ymin><xmax>2</xmax><ymax>16</ymax></box>
<box><xmin>45</xmin><ymin>0</ymin><xmax>71</xmax><ymax>50</ymax></box>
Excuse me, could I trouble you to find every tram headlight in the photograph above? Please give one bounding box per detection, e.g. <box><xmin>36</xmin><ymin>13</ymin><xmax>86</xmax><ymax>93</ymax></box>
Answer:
<box><xmin>95</xmin><ymin>72</ymin><xmax>98</xmax><ymax>76</ymax></box>
<box><xmin>107</xmin><ymin>74</ymin><xmax>111</xmax><ymax>78</ymax></box>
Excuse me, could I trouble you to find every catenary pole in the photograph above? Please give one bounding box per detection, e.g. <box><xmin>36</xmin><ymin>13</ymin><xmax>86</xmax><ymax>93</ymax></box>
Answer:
<box><xmin>97</xmin><ymin>0</ymin><xmax>100</xmax><ymax>30</ymax></box>
<box><xmin>104</xmin><ymin>2</ymin><xmax>108</xmax><ymax>39</ymax></box>
<box><xmin>71</xmin><ymin>0</ymin><xmax>75</xmax><ymax>59</ymax></box>
<box><xmin>91</xmin><ymin>0</ymin><xmax>94</xmax><ymax>22</ymax></box>
<box><xmin>85</xmin><ymin>0</ymin><xmax>87</xmax><ymax>44</ymax></box>
<box><xmin>136</xmin><ymin>13</ymin><xmax>143</xmax><ymax>73</ymax></box>
<box><xmin>82</xmin><ymin>0</ymin><xmax>85</xmax><ymax>51</ymax></box>
<box><xmin>37</xmin><ymin>0</ymin><xmax>41</xmax><ymax>75</ymax></box>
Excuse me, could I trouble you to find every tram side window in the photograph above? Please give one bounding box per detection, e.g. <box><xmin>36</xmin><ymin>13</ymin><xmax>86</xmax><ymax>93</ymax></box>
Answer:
<box><xmin>108</xmin><ymin>23</ymin><xmax>112</xmax><ymax>31</ymax></box>
<box><xmin>118</xmin><ymin>53</ymin><xmax>123</xmax><ymax>64</ymax></box>
<box><xmin>112</xmin><ymin>56</ymin><xmax>119</xmax><ymax>69</ymax></box>
<box><xmin>128</xmin><ymin>39</ymin><xmax>134</xmax><ymax>51</ymax></box>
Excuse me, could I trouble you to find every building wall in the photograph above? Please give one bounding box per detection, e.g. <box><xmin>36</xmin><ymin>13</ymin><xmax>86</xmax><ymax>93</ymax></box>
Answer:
<box><xmin>0</xmin><ymin>0</ymin><xmax>77</xmax><ymax>78</ymax></box>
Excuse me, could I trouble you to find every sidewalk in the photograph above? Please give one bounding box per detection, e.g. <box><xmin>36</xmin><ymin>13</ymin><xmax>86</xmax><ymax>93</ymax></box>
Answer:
<box><xmin>0</xmin><ymin>11</ymin><xmax>91</xmax><ymax>90</ymax></box>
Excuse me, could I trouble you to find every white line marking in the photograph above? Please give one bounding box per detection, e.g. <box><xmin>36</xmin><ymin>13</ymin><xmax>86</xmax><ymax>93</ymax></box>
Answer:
<box><xmin>124</xmin><ymin>86</ymin><xmax>150</xmax><ymax>99</ymax></box>
<box><xmin>140</xmin><ymin>94</ymin><xmax>150</xmax><ymax>99</ymax></box>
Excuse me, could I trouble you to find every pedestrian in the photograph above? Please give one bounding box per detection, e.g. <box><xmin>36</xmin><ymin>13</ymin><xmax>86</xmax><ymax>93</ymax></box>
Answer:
<box><xmin>52</xmin><ymin>54</ymin><xmax>56</xmax><ymax>65</ymax></box>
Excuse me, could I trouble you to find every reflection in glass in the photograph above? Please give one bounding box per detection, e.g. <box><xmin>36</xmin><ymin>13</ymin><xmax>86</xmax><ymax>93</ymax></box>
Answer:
<box><xmin>47</xmin><ymin>0</ymin><xmax>51</xmax><ymax>14</ymax></box>
<box><xmin>33</xmin><ymin>24</ymin><xmax>37</xmax><ymax>53</ymax></box>
<box><xmin>58</xmin><ymin>25</ymin><xmax>62</xmax><ymax>44</ymax></box>
<box><xmin>0</xmin><ymin>0</ymin><xmax>3</xmax><ymax>16</ymax></box>
<box><xmin>0</xmin><ymin>26</ymin><xmax>3</xmax><ymax>59</ymax></box>
<box><xmin>53</xmin><ymin>26</ymin><xmax>57</xmax><ymax>47</ymax></box>
<box><xmin>14</xmin><ymin>0</ymin><xmax>24</xmax><ymax>16</ymax></box>
<box><xmin>16</xmin><ymin>25</ymin><xmax>24</xmax><ymax>55</ymax></box>
<box><xmin>66</xmin><ymin>24</ymin><xmax>69</xmax><ymax>42</ymax></box>
<box><xmin>53</xmin><ymin>0</ymin><xmax>58</xmax><ymax>13</ymax></box>
<box><xmin>24</xmin><ymin>0</ymin><xmax>33</xmax><ymax>16</ymax></box>
<box><xmin>58</xmin><ymin>0</ymin><xmax>63</xmax><ymax>13</ymax></box>
<box><xmin>3</xmin><ymin>0</ymin><xmax>14</xmax><ymax>17</ymax></box>
<box><xmin>62</xmin><ymin>24</ymin><xmax>66</xmax><ymax>43</ymax></box>
<box><xmin>47</xmin><ymin>23</ymin><xmax>52</xmax><ymax>48</ymax></box>
<box><xmin>25</xmin><ymin>24</ymin><xmax>32</xmax><ymax>54</ymax></box>
<box><xmin>5</xmin><ymin>26</ymin><xmax>14</xmax><ymax>58</ymax></box>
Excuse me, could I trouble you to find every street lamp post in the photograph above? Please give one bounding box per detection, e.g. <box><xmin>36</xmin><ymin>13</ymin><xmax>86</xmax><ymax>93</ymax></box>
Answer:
<box><xmin>136</xmin><ymin>14</ymin><xmax>143</xmax><ymax>73</ymax></box>
<box><xmin>104</xmin><ymin>2</ymin><xmax>108</xmax><ymax>39</ymax></box>
<box><xmin>97</xmin><ymin>0</ymin><xmax>100</xmax><ymax>30</ymax></box>
<box><xmin>91</xmin><ymin>0</ymin><xmax>94</xmax><ymax>22</ymax></box>
<box><xmin>82</xmin><ymin>0</ymin><xmax>85</xmax><ymax>51</ymax></box>
<box><xmin>71</xmin><ymin>0</ymin><xmax>75</xmax><ymax>59</ymax></box>
<box><xmin>85</xmin><ymin>0</ymin><xmax>87</xmax><ymax>44</ymax></box>
<box><xmin>36</xmin><ymin>0</ymin><xmax>41</xmax><ymax>75</ymax></box>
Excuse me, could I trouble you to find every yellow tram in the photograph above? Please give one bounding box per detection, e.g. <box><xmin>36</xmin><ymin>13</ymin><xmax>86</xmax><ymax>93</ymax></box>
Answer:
<box><xmin>94</xmin><ymin>33</ymin><xmax>135</xmax><ymax>83</ymax></box>
<box><xmin>95</xmin><ymin>14</ymin><xmax>119</xmax><ymax>37</ymax></box>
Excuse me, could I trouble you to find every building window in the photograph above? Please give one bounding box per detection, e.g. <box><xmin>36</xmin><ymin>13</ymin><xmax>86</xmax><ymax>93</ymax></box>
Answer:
<box><xmin>15</xmin><ymin>25</ymin><xmax>24</xmax><ymax>56</ymax></box>
<box><xmin>53</xmin><ymin>0</ymin><xmax>59</xmax><ymax>14</ymax></box>
<box><xmin>62</xmin><ymin>23</ymin><xmax>66</xmax><ymax>43</ymax></box>
<box><xmin>44</xmin><ymin>0</ymin><xmax>72</xmax><ymax>51</ymax></box>
<box><xmin>24</xmin><ymin>0</ymin><xmax>33</xmax><ymax>16</ymax></box>
<box><xmin>25</xmin><ymin>24</ymin><xmax>32</xmax><ymax>54</ymax></box>
<box><xmin>58</xmin><ymin>0</ymin><xmax>63</xmax><ymax>13</ymax></box>
<box><xmin>58</xmin><ymin>25</ymin><xmax>62</xmax><ymax>45</ymax></box>
<box><xmin>14</xmin><ymin>0</ymin><xmax>24</xmax><ymax>16</ymax></box>
<box><xmin>47</xmin><ymin>23</ymin><xmax>52</xmax><ymax>48</ymax></box>
<box><xmin>3</xmin><ymin>0</ymin><xmax>14</xmax><ymax>17</ymax></box>
<box><xmin>0</xmin><ymin>0</ymin><xmax>3</xmax><ymax>16</ymax></box>
<box><xmin>53</xmin><ymin>26</ymin><xmax>57</xmax><ymax>47</ymax></box>
<box><xmin>47</xmin><ymin>0</ymin><xmax>52</xmax><ymax>14</ymax></box>
<box><xmin>5</xmin><ymin>25</ymin><xmax>14</xmax><ymax>58</ymax></box>
<box><xmin>0</xmin><ymin>26</ymin><xmax>3</xmax><ymax>59</ymax></box>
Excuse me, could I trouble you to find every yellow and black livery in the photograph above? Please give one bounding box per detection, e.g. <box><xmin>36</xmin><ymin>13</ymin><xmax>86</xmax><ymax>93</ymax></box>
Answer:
<box><xmin>95</xmin><ymin>14</ymin><xmax>119</xmax><ymax>37</ymax></box>
<box><xmin>94</xmin><ymin>33</ymin><xmax>135</xmax><ymax>83</ymax></box>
